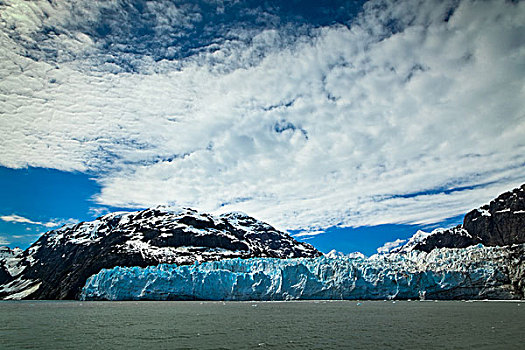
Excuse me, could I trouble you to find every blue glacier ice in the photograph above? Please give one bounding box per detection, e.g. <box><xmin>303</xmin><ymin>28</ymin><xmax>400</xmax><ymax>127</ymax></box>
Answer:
<box><xmin>81</xmin><ymin>244</ymin><xmax>524</xmax><ymax>301</ymax></box>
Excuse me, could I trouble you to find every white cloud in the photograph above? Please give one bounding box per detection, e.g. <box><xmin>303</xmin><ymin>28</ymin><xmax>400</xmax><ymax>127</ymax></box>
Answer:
<box><xmin>0</xmin><ymin>214</ymin><xmax>62</xmax><ymax>228</ymax></box>
<box><xmin>0</xmin><ymin>235</ymin><xmax>10</xmax><ymax>245</ymax></box>
<box><xmin>377</xmin><ymin>238</ymin><xmax>406</xmax><ymax>254</ymax></box>
<box><xmin>292</xmin><ymin>230</ymin><xmax>325</xmax><ymax>238</ymax></box>
<box><xmin>88</xmin><ymin>207</ymin><xmax>110</xmax><ymax>217</ymax></box>
<box><xmin>0</xmin><ymin>0</ymin><xmax>524</xmax><ymax>232</ymax></box>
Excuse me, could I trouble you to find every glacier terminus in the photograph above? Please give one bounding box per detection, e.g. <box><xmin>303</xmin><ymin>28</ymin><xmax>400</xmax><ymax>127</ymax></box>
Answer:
<box><xmin>81</xmin><ymin>243</ymin><xmax>525</xmax><ymax>301</ymax></box>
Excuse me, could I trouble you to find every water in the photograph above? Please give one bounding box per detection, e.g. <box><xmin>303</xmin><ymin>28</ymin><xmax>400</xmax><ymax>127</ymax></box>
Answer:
<box><xmin>0</xmin><ymin>301</ymin><xmax>523</xmax><ymax>349</ymax></box>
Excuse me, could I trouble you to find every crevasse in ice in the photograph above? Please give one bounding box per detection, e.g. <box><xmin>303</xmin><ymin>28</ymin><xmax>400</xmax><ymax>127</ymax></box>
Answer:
<box><xmin>81</xmin><ymin>244</ymin><xmax>521</xmax><ymax>301</ymax></box>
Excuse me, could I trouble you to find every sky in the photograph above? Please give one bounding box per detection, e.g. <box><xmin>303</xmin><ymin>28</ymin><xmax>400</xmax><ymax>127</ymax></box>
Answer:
<box><xmin>0</xmin><ymin>0</ymin><xmax>524</xmax><ymax>255</ymax></box>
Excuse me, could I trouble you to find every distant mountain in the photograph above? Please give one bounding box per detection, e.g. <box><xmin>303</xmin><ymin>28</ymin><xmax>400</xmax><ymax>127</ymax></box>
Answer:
<box><xmin>0</xmin><ymin>207</ymin><xmax>320</xmax><ymax>300</ymax></box>
<box><xmin>324</xmin><ymin>249</ymin><xmax>366</xmax><ymax>259</ymax></box>
<box><xmin>395</xmin><ymin>184</ymin><xmax>525</xmax><ymax>253</ymax></box>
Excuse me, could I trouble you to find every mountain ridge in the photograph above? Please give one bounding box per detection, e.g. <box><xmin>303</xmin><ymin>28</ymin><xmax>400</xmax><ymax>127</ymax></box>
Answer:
<box><xmin>395</xmin><ymin>184</ymin><xmax>525</xmax><ymax>253</ymax></box>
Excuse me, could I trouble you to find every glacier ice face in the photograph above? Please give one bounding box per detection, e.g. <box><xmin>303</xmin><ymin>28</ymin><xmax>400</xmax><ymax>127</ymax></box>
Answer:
<box><xmin>81</xmin><ymin>244</ymin><xmax>525</xmax><ymax>301</ymax></box>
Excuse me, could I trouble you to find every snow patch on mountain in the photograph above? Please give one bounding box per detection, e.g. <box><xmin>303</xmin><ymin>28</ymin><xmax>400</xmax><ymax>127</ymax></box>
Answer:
<box><xmin>325</xmin><ymin>250</ymin><xmax>366</xmax><ymax>259</ymax></box>
<box><xmin>0</xmin><ymin>279</ymin><xmax>41</xmax><ymax>300</ymax></box>
<box><xmin>0</xmin><ymin>246</ymin><xmax>24</xmax><ymax>277</ymax></box>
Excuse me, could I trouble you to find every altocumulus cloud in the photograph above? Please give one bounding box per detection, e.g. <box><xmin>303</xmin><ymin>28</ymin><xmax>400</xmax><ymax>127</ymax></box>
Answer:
<box><xmin>0</xmin><ymin>235</ymin><xmax>10</xmax><ymax>245</ymax></box>
<box><xmin>0</xmin><ymin>0</ymin><xmax>524</xmax><ymax>231</ymax></box>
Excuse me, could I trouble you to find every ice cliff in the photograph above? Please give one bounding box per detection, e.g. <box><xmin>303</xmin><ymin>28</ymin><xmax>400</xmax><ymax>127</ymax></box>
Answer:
<box><xmin>81</xmin><ymin>243</ymin><xmax>525</xmax><ymax>301</ymax></box>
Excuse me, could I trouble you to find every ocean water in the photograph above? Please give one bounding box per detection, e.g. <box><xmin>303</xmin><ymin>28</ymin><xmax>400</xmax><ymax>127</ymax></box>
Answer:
<box><xmin>0</xmin><ymin>301</ymin><xmax>523</xmax><ymax>349</ymax></box>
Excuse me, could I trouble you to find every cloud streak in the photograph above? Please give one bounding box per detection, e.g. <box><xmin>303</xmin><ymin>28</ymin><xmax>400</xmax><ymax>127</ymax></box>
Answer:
<box><xmin>292</xmin><ymin>230</ymin><xmax>325</xmax><ymax>238</ymax></box>
<box><xmin>1</xmin><ymin>0</ymin><xmax>524</xmax><ymax>231</ymax></box>
<box><xmin>0</xmin><ymin>235</ymin><xmax>10</xmax><ymax>245</ymax></box>
<box><xmin>0</xmin><ymin>214</ymin><xmax>62</xmax><ymax>228</ymax></box>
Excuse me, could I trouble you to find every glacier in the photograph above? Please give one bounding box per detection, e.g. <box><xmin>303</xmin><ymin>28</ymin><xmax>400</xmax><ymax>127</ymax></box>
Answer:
<box><xmin>81</xmin><ymin>244</ymin><xmax>524</xmax><ymax>301</ymax></box>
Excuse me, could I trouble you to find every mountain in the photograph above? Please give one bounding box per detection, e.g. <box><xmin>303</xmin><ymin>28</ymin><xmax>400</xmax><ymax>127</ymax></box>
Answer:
<box><xmin>395</xmin><ymin>184</ymin><xmax>525</xmax><ymax>253</ymax></box>
<box><xmin>0</xmin><ymin>247</ymin><xmax>23</xmax><ymax>285</ymax></box>
<box><xmin>82</xmin><ymin>243</ymin><xmax>525</xmax><ymax>301</ymax></box>
<box><xmin>325</xmin><ymin>249</ymin><xmax>366</xmax><ymax>259</ymax></box>
<box><xmin>0</xmin><ymin>207</ymin><xmax>320</xmax><ymax>300</ymax></box>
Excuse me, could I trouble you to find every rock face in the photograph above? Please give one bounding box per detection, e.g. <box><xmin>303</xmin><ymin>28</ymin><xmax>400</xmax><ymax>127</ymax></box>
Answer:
<box><xmin>0</xmin><ymin>247</ymin><xmax>22</xmax><ymax>285</ymax></box>
<box><xmin>463</xmin><ymin>184</ymin><xmax>525</xmax><ymax>246</ymax></box>
<box><xmin>0</xmin><ymin>207</ymin><xmax>320</xmax><ymax>300</ymax></box>
<box><xmin>397</xmin><ymin>184</ymin><xmax>525</xmax><ymax>253</ymax></box>
<box><xmin>81</xmin><ymin>244</ymin><xmax>525</xmax><ymax>301</ymax></box>
<box><xmin>0</xmin><ymin>266</ymin><xmax>10</xmax><ymax>286</ymax></box>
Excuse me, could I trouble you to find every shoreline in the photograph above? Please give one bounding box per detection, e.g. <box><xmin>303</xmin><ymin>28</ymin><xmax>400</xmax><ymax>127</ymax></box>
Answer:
<box><xmin>1</xmin><ymin>299</ymin><xmax>523</xmax><ymax>303</ymax></box>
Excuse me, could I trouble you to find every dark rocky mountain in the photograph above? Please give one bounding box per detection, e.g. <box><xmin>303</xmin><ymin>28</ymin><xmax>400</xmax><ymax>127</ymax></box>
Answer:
<box><xmin>0</xmin><ymin>266</ymin><xmax>10</xmax><ymax>286</ymax></box>
<box><xmin>0</xmin><ymin>207</ymin><xmax>320</xmax><ymax>300</ymax></box>
<box><xmin>396</xmin><ymin>184</ymin><xmax>525</xmax><ymax>253</ymax></box>
<box><xmin>463</xmin><ymin>184</ymin><xmax>525</xmax><ymax>246</ymax></box>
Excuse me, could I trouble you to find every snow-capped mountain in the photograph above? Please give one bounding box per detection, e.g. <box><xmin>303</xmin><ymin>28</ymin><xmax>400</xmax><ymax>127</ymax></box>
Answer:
<box><xmin>395</xmin><ymin>184</ymin><xmax>525</xmax><ymax>253</ymax></box>
<box><xmin>82</xmin><ymin>243</ymin><xmax>525</xmax><ymax>301</ymax></box>
<box><xmin>0</xmin><ymin>207</ymin><xmax>320</xmax><ymax>300</ymax></box>
<box><xmin>324</xmin><ymin>249</ymin><xmax>366</xmax><ymax>259</ymax></box>
<box><xmin>463</xmin><ymin>184</ymin><xmax>525</xmax><ymax>246</ymax></box>
<box><xmin>0</xmin><ymin>247</ymin><xmax>23</xmax><ymax>285</ymax></box>
<box><xmin>392</xmin><ymin>226</ymin><xmax>475</xmax><ymax>253</ymax></box>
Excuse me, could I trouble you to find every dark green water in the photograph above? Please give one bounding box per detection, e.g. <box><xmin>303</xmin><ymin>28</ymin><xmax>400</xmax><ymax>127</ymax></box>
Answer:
<box><xmin>0</xmin><ymin>300</ymin><xmax>523</xmax><ymax>349</ymax></box>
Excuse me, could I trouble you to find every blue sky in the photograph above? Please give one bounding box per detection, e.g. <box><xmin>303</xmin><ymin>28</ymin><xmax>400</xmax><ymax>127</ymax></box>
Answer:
<box><xmin>1</xmin><ymin>0</ymin><xmax>524</xmax><ymax>254</ymax></box>
<box><xmin>0</xmin><ymin>165</ymin><xmax>458</xmax><ymax>255</ymax></box>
